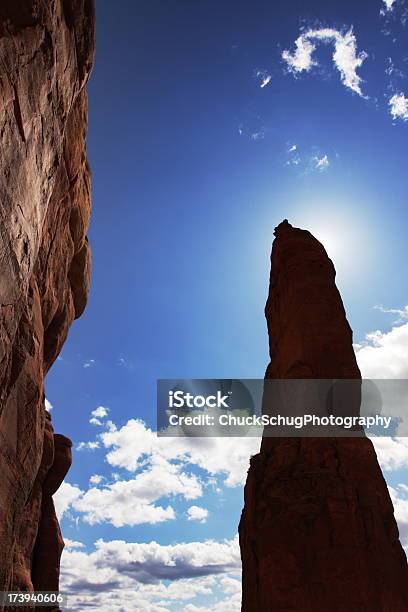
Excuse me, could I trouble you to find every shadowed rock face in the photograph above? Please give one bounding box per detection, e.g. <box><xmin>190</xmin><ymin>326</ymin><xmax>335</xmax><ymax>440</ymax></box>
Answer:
<box><xmin>239</xmin><ymin>220</ymin><xmax>408</xmax><ymax>611</ymax></box>
<box><xmin>0</xmin><ymin>0</ymin><xmax>94</xmax><ymax>603</ymax></box>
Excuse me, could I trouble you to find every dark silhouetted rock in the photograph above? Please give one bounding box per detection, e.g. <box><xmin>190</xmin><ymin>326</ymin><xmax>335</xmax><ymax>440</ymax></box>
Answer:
<box><xmin>0</xmin><ymin>0</ymin><xmax>94</xmax><ymax>605</ymax></box>
<box><xmin>239</xmin><ymin>221</ymin><xmax>408</xmax><ymax>611</ymax></box>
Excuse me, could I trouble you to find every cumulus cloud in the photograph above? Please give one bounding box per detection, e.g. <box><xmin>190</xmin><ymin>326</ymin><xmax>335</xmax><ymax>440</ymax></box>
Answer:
<box><xmin>355</xmin><ymin>322</ymin><xmax>408</xmax><ymax>378</ymax></box>
<box><xmin>54</xmin><ymin>482</ymin><xmax>82</xmax><ymax>520</ymax></box>
<box><xmin>58</xmin><ymin>460</ymin><xmax>202</xmax><ymax>527</ymax></box>
<box><xmin>283</xmin><ymin>36</ymin><xmax>316</xmax><ymax>72</ymax></box>
<box><xmin>59</xmin><ymin>537</ymin><xmax>240</xmax><ymax>610</ymax></box>
<box><xmin>89</xmin><ymin>474</ymin><xmax>104</xmax><ymax>485</ymax></box>
<box><xmin>187</xmin><ymin>506</ymin><xmax>209</xmax><ymax>523</ymax></box>
<box><xmin>283</xmin><ymin>27</ymin><xmax>368</xmax><ymax>96</ymax></box>
<box><xmin>372</xmin><ymin>437</ymin><xmax>408</xmax><ymax>472</ymax></box>
<box><xmin>92</xmin><ymin>406</ymin><xmax>109</xmax><ymax>419</ymax></box>
<box><xmin>389</xmin><ymin>92</ymin><xmax>408</xmax><ymax>121</ymax></box>
<box><xmin>90</xmin><ymin>405</ymin><xmax>110</xmax><ymax>426</ymax></box>
<box><xmin>101</xmin><ymin>418</ymin><xmax>259</xmax><ymax>487</ymax></box>
<box><xmin>57</xmin><ymin>416</ymin><xmax>259</xmax><ymax>527</ymax></box>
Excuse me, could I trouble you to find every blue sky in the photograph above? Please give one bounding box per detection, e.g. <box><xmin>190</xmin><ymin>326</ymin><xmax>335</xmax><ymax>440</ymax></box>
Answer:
<box><xmin>47</xmin><ymin>1</ymin><xmax>408</xmax><ymax>610</ymax></box>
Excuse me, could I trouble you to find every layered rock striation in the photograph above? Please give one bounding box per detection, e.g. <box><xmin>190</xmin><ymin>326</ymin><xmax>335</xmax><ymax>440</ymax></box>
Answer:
<box><xmin>0</xmin><ymin>0</ymin><xmax>94</xmax><ymax>602</ymax></box>
<box><xmin>239</xmin><ymin>220</ymin><xmax>408</xmax><ymax>611</ymax></box>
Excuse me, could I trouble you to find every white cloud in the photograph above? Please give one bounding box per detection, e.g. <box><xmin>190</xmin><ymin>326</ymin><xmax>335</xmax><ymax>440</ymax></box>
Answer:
<box><xmin>355</xmin><ymin>322</ymin><xmax>408</xmax><ymax>378</ymax></box>
<box><xmin>89</xmin><ymin>474</ymin><xmax>104</xmax><ymax>485</ymax></box>
<box><xmin>254</xmin><ymin>69</ymin><xmax>272</xmax><ymax>88</ymax></box>
<box><xmin>283</xmin><ymin>36</ymin><xmax>316</xmax><ymax>72</ymax></box>
<box><xmin>89</xmin><ymin>406</ymin><xmax>110</xmax><ymax>426</ymax></box>
<box><xmin>187</xmin><ymin>506</ymin><xmax>209</xmax><ymax>523</ymax></box>
<box><xmin>71</xmin><ymin>462</ymin><xmax>201</xmax><ymax>527</ymax></box>
<box><xmin>254</xmin><ymin>69</ymin><xmax>272</xmax><ymax>89</ymax></box>
<box><xmin>57</xmin><ymin>454</ymin><xmax>203</xmax><ymax>528</ymax></box>
<box><xmin>59</xmin><ymin>417</ymin><xmax>259</xmax><ymax>527</ymax></box>
<box><xmin>372</xmin><ymin>437</ymin><xmax>408</xmax><ymax>472</ymax></box>
<box><xmin>59</xmin><ymin>537</ymin><xmax>240</xmax><ymax>610</ymax></box>
<box><xmin>64</xmin><ymin>539</ymin><xmax>85</xmax><ymax>550</ymax></box>
<box><xmin>389</xmin><ymin>92</ymin><xmax>408</xmax><ymax>121</ymax></box>
<box><xmin>54</xmin><ymin>482</ymin><xmax>82</xmax><ymax>520</ymax></box>
<box><xmin>83</xmin><ymin>359</ymin><xmax>95</xmax><ymax>369</ymax></box>
<box><xmin>314</xmin><ymin>154</ymin><xmax>330</xmax><ymax>170</ymax></box>
<box><xmin>286</xmin><ymin>144</ymin><xmax>330</xmax><ymax>174</ymax></box>
<box><xmin>76</xmin><ymin>440</ymin><xmax>100</xmax><ymax>451</ymax></box>
<box><xmin>92</xmin><ymin>406</ymin><xmax>109</xmax><ymax>419</ymax></box>
<box><xmin>283</xmin><ymin>27</ymin><xmax>368</xmax><ymax>96</ymax></box>
<box><xmin>45</xmin><ymin>398</ymin><xmax>53</xmax><ymax>411</ymax></box>
<box><xmin>101</xmin><ymin>418</ymin><xmax>259</xmax><ymax>487</ymax></box>
<box><xmin>250</xmin><ymin>130</ymin><xmax>265</xmax><ymax>141</ymax></box>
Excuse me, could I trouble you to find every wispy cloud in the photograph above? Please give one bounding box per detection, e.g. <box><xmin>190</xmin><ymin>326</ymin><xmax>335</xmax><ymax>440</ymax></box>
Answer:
<box><xmin>383</xmin><ymin>0</ymin><xmax>397</xmax><ymax>11</ymax></box>
<box><xmin>282</xmin><ymin>27</ymin><xmax>368</xmax><ymax>97</ymax></box>
<box><xmin>380</xmin><ymin>0</ymin><xmax>408</xmax><ymax>33</ymax></box>
<box><xmin>83</xmin><ymin>359</ymin><xmax>95</xmax><ymax>369</ymax></box>
<box><xmin>286</xmin><ymin>144</ymin><xmax>331</xmax><ymax>174</ymax></box>
<box><xmin>237</xmin><ymin>113</ymin><xmax>267</xmax><ymax>141</ymax></box>
<box><xmin>254</xmin><ymin>69</ymin><xmax>272</xmax><ymax>88</ymax></box>
<box><xmin>250</xmin><ymin>130</ymin><xmax>265</xmax><ymax>141</ymax></box>
<box><xmin>76</xmin><ymin>440</ymin><xmax>100</xmax><ymax>451</ymax></box>
<box><xmin>314</xmin><ymin>154</ymin><xmax>330</xmax><ymax>171</ymax></box>
<box><xmin>374</xmin><ymin>304</ymin><xmax>408</xmax><ymax>323</ymax></box>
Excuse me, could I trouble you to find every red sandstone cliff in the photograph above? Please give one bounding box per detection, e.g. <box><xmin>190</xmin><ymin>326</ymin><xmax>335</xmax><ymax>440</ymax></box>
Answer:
<box><xmin>239</xmin><ymin>220</ymin><xmax>408</xmax><ymax>611</ymax></box>
<box><xmin>0</xmin><ymin>0</ymin><xmax>94</xmax><ymax>603</ymax></box>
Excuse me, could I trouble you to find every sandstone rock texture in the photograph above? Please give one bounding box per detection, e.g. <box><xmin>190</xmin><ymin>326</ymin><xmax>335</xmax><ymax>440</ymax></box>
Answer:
<box><xmin>0</xmin><ymin>0</ymin><xmax>94</xmax><ymax>604</ymax></box>
<box><xmin>239</xmin><ymin>220</ymin><xmax>408</xmax><ymax>611</ymax></box>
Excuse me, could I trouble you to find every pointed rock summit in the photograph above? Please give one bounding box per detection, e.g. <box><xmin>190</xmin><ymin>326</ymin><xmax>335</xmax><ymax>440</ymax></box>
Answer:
<box><xmin>239</xmin><ymin>221</ymin><xmax>408</xmax><ymax>611</ymax></box>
